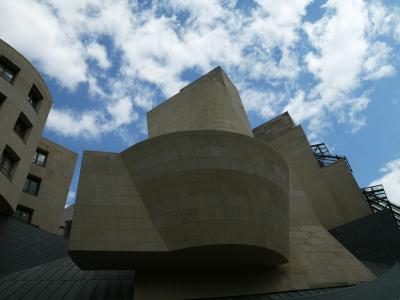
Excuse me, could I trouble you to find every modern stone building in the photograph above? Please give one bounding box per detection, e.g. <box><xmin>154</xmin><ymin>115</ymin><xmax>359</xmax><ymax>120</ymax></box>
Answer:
<box><xmin>0</xmin><ymin>46</ymin><xmax>399</xmax><ymax>299</ymax></box>
<box><xmin>66</xmin><ymin>67</ymin><xmax>399</xmax><ymax>299</ymax></box>
<box><xmin>0</xmin><ymin>39</ymin><xmax>77</xmax><ymax>235</ymax></box>
<box><xmin>18</xmin><ymin>137</ymin><xmax>77</xmax><ymax>235</ymax></box>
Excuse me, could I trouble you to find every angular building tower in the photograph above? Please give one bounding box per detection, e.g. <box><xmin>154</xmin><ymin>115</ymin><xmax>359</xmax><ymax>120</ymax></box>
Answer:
<box><xmin>68</xmin><ymin>67</ymin><xmax>385</xmax><ymax>299</ymax></box>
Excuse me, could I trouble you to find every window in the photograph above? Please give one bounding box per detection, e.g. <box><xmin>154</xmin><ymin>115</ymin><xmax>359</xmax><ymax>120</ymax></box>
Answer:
<box><xmin>26</xmin><ymin>85</ymin><xmax>43</xmax><ymax>110</ymax></box>
<box><xmin>33</xmin><ymin>149</ymin><xmax>48</xmax><ymax>167</ymax></box>
<box><xmin>64</xmin><ymin>220</ymin><xmax>72</xmax><ymax>239</ymax></box>
<box><xmin>23</xmin><ymin>174</ymin><xmax>41</xmax><ymax>196</ymax></box>
<box><xmin>0</xmin><ymin>91</ymin><xmax>6</xmax><ymax>107</ymax></box>
<box><xmin>13</xmin><ymin>206</ymin><xmax>33</xmax><ymax>223</ymax></box>
<box><xmin>13</xmin><ymin>113</ymin><xmax>32</xmax><ymax>141</ymax></box>
<box><xmin>1</xmin><ymin>146</ymin><xmax>19</xmax><ymax>178</ymax></box>
<box><xmin>0</xmin><ymin>55</ymin><xmax>20</xmax><ymax>83</ymax></box>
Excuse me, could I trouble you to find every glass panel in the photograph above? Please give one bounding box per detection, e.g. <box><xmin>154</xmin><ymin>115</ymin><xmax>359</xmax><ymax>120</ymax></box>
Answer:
<box><xmin>23</xmin><ymin>178</ymin><xmax>30</xmax><ymax>192</ymax></box>
<box><xmin>3</xmin><ymin>71</ymin><xmax>14</xmax><ymax>82</ymax></box>
<box><xmin>29</xmin><ymin>180</ymin><xmax>39</xmax><ymax>195</ymax></box>
<box><xmin>14</xmin><ymin>207</ymin><xmax>32</xmax><ymax>223</ymax></box>
<box><xmin>33</xmin><ymin>151</ymin><xmax>47</xmax><ymax>166</ymax></box>
<box><xmin>2</xmin><ymin>156</ymin><xmax>13</xmax><ymax>172</ymax></box>
<box><xmin>20</xmin><ymin>211</ymin><xmax>30</xmax><ymax>222</ymax></box>
<box><xmin>37</xmin><ymin>153</ymin><xmax>46</xmax><ymax>165</ymax></box>
<box><xmin>14</xmin><ymin>120</ymin><xmax>28</xmax><ymax>139</ymax></box>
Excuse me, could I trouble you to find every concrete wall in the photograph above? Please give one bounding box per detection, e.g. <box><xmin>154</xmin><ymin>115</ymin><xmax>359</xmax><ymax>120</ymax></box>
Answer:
<box><xmin>322</xmin><ymin>160</ymin><xmax>371</xmax><ymax>225</ymax></box>
<box><xmin>70</xmin><ymin>68</ymin><xmax>375</xmax><ymax>299</ymax></box>
<box><xmin>147</xmin><ymin>67</ymin><xmax>253</xmax><ymax>138</ymax></box>
<box><xmin>69</xmin><ymin>151</ymin><xmax>165</xmax><ymax>260</ymax></box>
<box><xmin>18</xmin><ymin>138</ymin><xmax>77</xmax><ymax>235</ymax></box>
<box><xmin>122</xmin><ymin>130</ymin><xmax>289</xmax><ymax>267</ymax></box>
<box><xmin>70</xmin><ymin>130</ymin><xmax>289</xmax><ymax>269</ymax></box>
<box><xmin>0</xmin><ymin>39</ymin><xmax>52</xmax><ymax>215</ymax></box>
<box><xmin>253</xmin><ymin>114</ymin><xmax>371</xmax><ymax>229</ymax></box>
<box><xmin>134</xmin><ymin>225</ymin><xmax>374</xmax><ymax>299</ymax></box>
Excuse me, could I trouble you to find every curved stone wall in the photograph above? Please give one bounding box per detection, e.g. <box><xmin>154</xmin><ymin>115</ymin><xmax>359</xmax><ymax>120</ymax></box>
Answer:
<box><xmin>0</xmin><ymin>39</ymin><xmax>52</xmax><ymax>214</ymax></box>
<box><xmin>121</xmin><ymin>130</ymin><xmax>289</xmax><ymax>267</ymax></box>
<box><xmin>147</xmin><ymin>67</ymin><xmax>254</xmax><ymax>138</ymax></box>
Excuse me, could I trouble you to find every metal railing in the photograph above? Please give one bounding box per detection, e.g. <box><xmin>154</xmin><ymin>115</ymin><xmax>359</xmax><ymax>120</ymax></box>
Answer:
<box><xmin>361</xmin><ymin>184</ymin><xmax>400</xmax><ymax>228</ymax></box>
<box><xmin>311</xmin><ymin>143</ymin><xmax>352</xmax><ymax>172</ymax></box>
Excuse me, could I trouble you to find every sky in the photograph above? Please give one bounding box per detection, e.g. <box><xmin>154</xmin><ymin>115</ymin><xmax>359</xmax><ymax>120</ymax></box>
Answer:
<box><xmin>1</xmin><ymin>0</ymin><xmax>399</xmax><ymax>207</ymax></box>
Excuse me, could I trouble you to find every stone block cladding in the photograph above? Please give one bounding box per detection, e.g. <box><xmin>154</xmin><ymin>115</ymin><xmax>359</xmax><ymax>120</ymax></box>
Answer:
<box><xmin>70</xmin><ymin>67</ymin><xmax>375</xmax><ymax>299</ymax></box>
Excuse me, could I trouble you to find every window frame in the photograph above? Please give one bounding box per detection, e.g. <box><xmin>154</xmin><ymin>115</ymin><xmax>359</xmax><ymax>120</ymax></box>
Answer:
<box><xmin>0</xmin><ymin>55</ymin><xmax>20</xmax><ymax>84</ymax></box>
<box><xmin>26</xmin><ymin>84</ymin><xmax>43</xmax><ymax>111</ymax></box>
<box><xmin>14</xmin><ymin>205</ymin><xmax>33</xmax><ymax>223</ymax></box>
<box><xmin>33</xmin><ymin>148</ymin><xmax>48</xmax><ymax>167</ymax></box>
<box><xmin>0</xmin><ymin>146</ymin><xmax>19</xmax><ymax>179</ymax></box>
<box><xmin>64</xmin><ymin>220</ymin><xmax>72</xmax><ymax>239</ymax></box>
<box><xmin>13</xmin><ymin>113</ymin><xmax>33</xmax><ymax>142</ymax></box>
<box><xmin>23</xmin><ymin>174</ymin><xmax>41</xmax><ymax>196</ymax></box>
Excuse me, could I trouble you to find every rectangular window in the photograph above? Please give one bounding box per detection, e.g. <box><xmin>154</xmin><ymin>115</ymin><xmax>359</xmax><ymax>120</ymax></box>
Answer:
<box><xmin>13</xmin><ymin>113</ymin><xmax>32</xmax><ymax>142</ymax></box>
<box><xmin>26</xmin><ymin>84</ymin><xmax>43</xmax><ymax>110</ymax></box>
<box><xmin>13</xmin><ymin>205</ymin><xmax>33</xmax><ymax>223</ymax></box>
<box><xmin>0</xmin><ymin>55</ymin><xmax>20</xmax><ymax>83</ymax></box>
<box><xmin>64</xmin><ymin>220</ymin><xmax>72</xmax><ymax>239</ymax></box>
<box><xmin>33</xmin><ymin>148</ymin><xmax>48</xmax><ymax>167</ymax></box>
<box><xmin>23</xmin><ymin>174</ymin><xmax>41</xmax><ymax>196</ymax></box>
<box><xmin>0</xmin><ymin>146</ymin><xmax>19</xmax><ymax>178</ymax></box>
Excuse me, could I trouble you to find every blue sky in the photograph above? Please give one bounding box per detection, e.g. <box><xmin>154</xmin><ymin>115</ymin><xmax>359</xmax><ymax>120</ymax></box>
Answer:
<box><xmin>1</xmin><ymin>0</ymin><xmax>399</xmax><ymax>206</ymax></box>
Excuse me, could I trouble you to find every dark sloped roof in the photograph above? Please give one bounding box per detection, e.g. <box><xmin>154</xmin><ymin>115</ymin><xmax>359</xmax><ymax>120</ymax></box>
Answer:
<box><xmin>202</xmin><ymin>262</ymin><xmax>400</xmax><ymax>300</ymax></box>
<box><xmin>0</xmin><ymin>257</ymin><xmax>134</xmax><ymax>300</ymax></box>
<box><xmin>330</xmin><ymin>210</ymin><xmax>400</xmax><ymax>267</ymax></box>
<box><xmin>0</xmin><ymin>216</ymin><xmax>68</xmax><ymax>278</ymax></box>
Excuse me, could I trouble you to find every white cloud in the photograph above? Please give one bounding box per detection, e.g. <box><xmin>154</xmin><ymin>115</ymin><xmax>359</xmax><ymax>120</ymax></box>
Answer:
<box><xmin>106</xmin><ymin>97</ymin><xmax>138</xmax><ymax>128</ymax></box>
<box><xmin>0</xmin><ymin>0</ymin><xmax>87</xmax><ymax>89</ymax></box>
<box><xmin>370</xmin><ymin>159</ymin><xmax>400</xmax><ymax>206</ymax></box>
<box><xmin>86</xmin><ymin>42</ymin><xmax>111</xmax><ymax>69</ymax></box>
<box><xmin>46</xmin><ymin>97</ymin><xmax>137</xmax><ymax>139</ymax></box>
<box><xmin>281</xmin><ymin>0</ymin><xmax>397</xmax><ymax>138</ymax></box>
<box><xmin>241</xmin><ymin>88</ymin><xmax>285</xmax><ymax>118</ymax></box>
<box><xmin>46</xmin><ymin>108</ymin><xmax>102</xmax><ymax>138</ymax></box>
<box><xmin>363</xmin><ymin>42</ymin><xmax>395</xmax><ymax>80</ymax></box>
<box><xmin>1</xmin><ymin>0</ymin><xmax>399</xmax><ymax>141</ymax></box>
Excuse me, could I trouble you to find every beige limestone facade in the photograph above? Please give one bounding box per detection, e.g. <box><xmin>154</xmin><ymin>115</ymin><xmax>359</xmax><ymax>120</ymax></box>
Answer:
<box><xmin>70</xmin><ymin>67</ymin><xmax>375</xmax><ymax>299</ymax></box>
<box><xmin>0</xmin><ymin>39</ymin><xmax>77</xmax><ymax>236</ymax></box>
<box><xmin>18</xmin><ymin>137</ymin><xmax>77</xmax><ymax>235</ymax></box>
<box><xmin>0</xmin><ymin>39</ymin><xmax>52</xmax><ymax>215</ymax></box>
<box><xmin>147</xmin><ymin>66</ymin><xmax>253</xmax><ymax>138</ymax></box>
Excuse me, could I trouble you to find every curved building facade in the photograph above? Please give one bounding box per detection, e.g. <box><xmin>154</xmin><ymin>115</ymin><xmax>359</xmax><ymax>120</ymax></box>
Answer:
<box><xmin>69</xmin><ymin>67</ymin><xmax>376</xmax><ymax>299</ymax></box>
<box><xmin>122</xmin><ymin>130</ymin><xmax>289</xmax><ymax>268</ymax></box>
<box><xmin>0</xmin><ymin>40</ymin><xmax>52</xmax><ymax>215</ymax></box>
<box><xmin>70</xmin><ymin>67</ymin><xmax>289</xmax><ymax>270</ymax></box>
